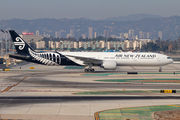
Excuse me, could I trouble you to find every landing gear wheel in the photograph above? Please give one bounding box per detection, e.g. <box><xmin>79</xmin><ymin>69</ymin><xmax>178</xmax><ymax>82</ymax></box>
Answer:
<box><xmin>84</xmin><ymin>64</ymin><xmax>95</xmax><ymax>72</ymax></box>
<box><xmin>90</xmin><ymin>69</ymin><xmax>95</xmax><ymax>72</ymax></box>
<box><xmin>85</xmin><ymin>69</ymin><xmax>89</xmax><ymax>72</ymax></box>
<box><xmin>84</xmin><ymin>68</ymin><xmax>95</xmax><ymax>72</ymax></box>
<box><xmin>159</xmin><ymin>66</ymin><xmax>163</xmax><ymax>72</ymax></box>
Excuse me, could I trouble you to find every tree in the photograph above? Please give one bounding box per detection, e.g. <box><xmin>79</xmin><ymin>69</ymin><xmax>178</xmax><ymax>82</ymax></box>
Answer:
<box><xmin>63</xmin><ymin>48</ymin><xmax>68</xmax><ymax>50</ymax></box>
<box><xmin>79</xmin><ymin>47</ymin><xmax>84</xmax><ymax>51</ymax></box>
<box><xmin>70</xmin><ymin>48</ymin><xmax>75</xmax><ymax>51</ymax></box>
<box><xmin>168</xmin><ymin>44</ymin><xmax>172</xmax><ymax>52</ymax></box>
<box><xmin>110</xmin><ymin>47</ymin><xmax>115</xmax><ymax>50</ymax></box>
<box><xmin>135</xmin><ymin>47</ymin><xmax>140</xmax><ymax>51</ymax></box>
<box><xmin>87</xmin><ymin>47</ymin><xmax>92</xmax><ymax>51</ymax></box>
<box><xmin>30</xmin><ymin>39</ymin><xmax>36</xmax><ymax>50</ymax></box>
<box><xmin>118</xmin><ymin>47</ymin><xmax>122</xmax><ymax>50</ymax></box>
<box><xmin>78</xmin><ymin>37</ymin><xmax>83</xmax><ymax>41</ymax></box>
<box><xmin>95</xmin><ymin>47</ymin><xmax>99</xmax><ymax>51</ymax></box>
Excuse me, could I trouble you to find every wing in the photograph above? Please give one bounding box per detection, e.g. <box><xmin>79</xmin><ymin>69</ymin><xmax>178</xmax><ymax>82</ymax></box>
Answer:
<box><xmin>65</xmin><ymin>54</ymin><xmax>102</xmax><ymax>65</ymax></box>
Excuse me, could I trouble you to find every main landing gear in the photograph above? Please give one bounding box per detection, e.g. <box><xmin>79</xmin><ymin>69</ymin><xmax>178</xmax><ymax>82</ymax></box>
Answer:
<box><xmin>159</xmin><ymin>66</ymin><xmax>163</xmax><ymax>72</ymax></box>
<box><xmin>84</xmin><ymin>68</ymin><xmax>95</xmax><ymax>72</ymax></box>
<box><xmin>84</xmin><ymin>64</ymin><xmax>95</xmax><ymax>72</ymax></box>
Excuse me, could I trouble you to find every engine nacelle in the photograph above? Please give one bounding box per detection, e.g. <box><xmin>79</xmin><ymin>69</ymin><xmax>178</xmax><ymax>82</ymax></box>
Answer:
<box><xmin>101</xmin><ymin>61</ymin><xmax>117</xmax><ymax>70</ymax></box>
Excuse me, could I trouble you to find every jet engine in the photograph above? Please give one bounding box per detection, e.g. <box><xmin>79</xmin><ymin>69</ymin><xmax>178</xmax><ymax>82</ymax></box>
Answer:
<box><xmin>101</xmin><ymin>61</ymin><xmax>117</xmax><ymax>70</ymax></box>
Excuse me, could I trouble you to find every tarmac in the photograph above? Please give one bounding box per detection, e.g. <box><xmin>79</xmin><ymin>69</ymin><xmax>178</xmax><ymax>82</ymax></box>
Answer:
<box><xmin>0</xmin><ymin>63</ymin><xmax>180</xmax><ymax>120</ymax></box>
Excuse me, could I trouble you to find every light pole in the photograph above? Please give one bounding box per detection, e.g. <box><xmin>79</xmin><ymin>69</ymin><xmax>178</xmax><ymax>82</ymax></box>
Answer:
<box><xmin>0</xmin><ymin>30</ymin><xmax>4</xmax><ymax>59</ymax></box>
<box><xmin>1</xmin><ymin>29</ymin><xmax>9</xmax><ymax>67</ymax></box>
<box><xmin>12</xmin><ymin>38</ymin><xmax>14</xmax><ymax>66</ymax></box>
<box><xmin>5</xmin><ymin>31</ymin><xmax>8</xmax><ymax>67</ymax></box>
<box><xmin>9</xmin><ymin>36</ymin><xmax>11</xmax><ymax>65</ymax></box>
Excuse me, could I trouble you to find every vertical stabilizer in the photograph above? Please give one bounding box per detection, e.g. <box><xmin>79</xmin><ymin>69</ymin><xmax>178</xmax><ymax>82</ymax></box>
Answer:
<box><xmin>9</xmin><ymin>30</ymin><xmax>34</xmax><ymax>55</ymax></box>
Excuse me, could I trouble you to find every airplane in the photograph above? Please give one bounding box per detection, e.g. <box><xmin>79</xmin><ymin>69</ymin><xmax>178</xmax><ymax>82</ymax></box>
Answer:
<box><xmin>8</xmin><ymin>30</ymin><xmax>173</xmax><ymax>72</ymax></box>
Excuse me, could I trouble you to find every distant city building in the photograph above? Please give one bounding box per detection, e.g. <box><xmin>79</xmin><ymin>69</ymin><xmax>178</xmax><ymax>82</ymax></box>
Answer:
<box><xmin>34</xmin><ymin>36</ymin><xmax>152</xmax><ymax>51</ymax></box>
<box><xmin>81</xmin><ymin>34</ymin><xmax>86</xmax><ymax>39</ymax></box>
<box><xmin>43</xmin><ymin>32</ymin><xmax>50</xmax><ymax>38</ymax></box>
<box><xmin>133</xmin><ymin>40</ymin><xmax>140</xmax><ymax>50</ymax></box>
<box><xmin>139</xmin><ymin>31</ymin><xmax>143</xmax><ymax>39</ymax></box>
<box><xmin>49</xmin><ymin>41</ymin><xmax>55</xmax><ymax>49</ymax></box>
<box><xmin>20</xmin><ymin>33</ymin><xmax>43</xmax><ymax>43</ymax></box>
<box><xmin>139</xmin><ymin>39</ymin><xmax>151</xmax><ymax>49</ymax></box>
<box><xmin>129</xmin><ymin>29</ymin><xmax>134</xmax><ymax>39</ymax></box>
<box><xmin>74</xmin><ymin>42</ymin><xmax>78</xmax><ymax>49</ymax></box>
<box><xmin>143</xmin><ymin>32</ymin><xmax>147</xmax><ymax>39</ymax></box>
<box><xmin>124</xmin><ymin>33</ymin><xmax>129</xmax><ymax>39</ymax></box>
<box><xmin>124</xmin><ymin>40</ymin><xmax>133</xmax><ymax>49</ymax></box>
<box><xmin>55</xmin><ymin>31</ymin><xmax>61</xmax><ymax>38</ymax></box>
<box><xmin>99</xmin><ymin>41</ymin><xmax>105</xmax><ymax>48</ymax></box>
<box><xmin>111</xmin><ymin>34</ymin><xmax>117</xmax><ymax>38</ymax></box>
<box><xmin>103</xmin><ymin>30</ymin><xmax>106</xmax><ymax>37</ymax></box>
<box><xmin>70</xmin><ymin>29</ymin><xmax>74</xmax><ymax>38</ymax></box>
<box><xmin>36</xmin><ymin>30</ymin><xmax>39</xmax><ymax>35</ymax></box>
<box><xmin>94</xmin><ymin>32</ymin><xmax>97</xmax><ymax>38</ymax></box>
<box><xmin>107</xmin><ymin>30</ymin><xmax>109</xmax><ymax>38</ymax></box>
<box><xmin>119</xmin><ymin>33</ymin><xmax>124</xmax><ymax>38</ymax></box>
<box><xmin>135</xmin><ymin>35</ymin><xmax>138</xmax><ymax>40</ymax></box>
<box><xmin>36</xmin><ymin>41</ymin><xmax>45</xmax><ymax>49</ymax></box>
<box><xmin>158</xmin><ymin>31</ymin><xmax>162</xmax><ymax>39</ymax></box>
<box><xmin>88</xmin><ymin>27</ymin><xmax>93</xmax><ymax>39</ymax></box>
<box><xmin>66</xmin><ymin>34</ymin><xmax>71</xmax><ymax>38</ymax></box>
<box><xmin>108</xmin><ymin>41</ymin><xmax>122</xmax><ymax>50</ymax></box>
<box><xmin>147</xmin><ymin>32</ymin><xmax>152</xmax><ymax>39</ymax></box>
<box><xmin>103</xmin><ymin>30</ymin><xmax>110</xmax><ymax>37</ymax></box>
<box><xmin>78</xmin><ymin>41</ymin><xmax>84</xmax><ymax>48</ymax></box>
<box><xmin>55</xmin><ymin>31</ymin><xmax>58</xmax><ymax>38</ymax></box>
<box><xmin>44</xmin><ymin>34</ymin><xmax>50</xmax><ymax>38</ymax></box>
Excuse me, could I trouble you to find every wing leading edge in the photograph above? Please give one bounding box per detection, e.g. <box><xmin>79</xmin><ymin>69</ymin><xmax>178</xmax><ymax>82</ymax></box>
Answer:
<box><xmin>65</xmin><ymin>54</ymin><xmax>103</xmax><ymax>65</ymax></box>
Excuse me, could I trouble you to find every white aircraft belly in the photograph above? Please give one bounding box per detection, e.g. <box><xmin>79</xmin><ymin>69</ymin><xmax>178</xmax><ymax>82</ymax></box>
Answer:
<box><xmin>116</xmin><ymin>59</ymin><xmax>159</xmax><ymax>66</ymax></box>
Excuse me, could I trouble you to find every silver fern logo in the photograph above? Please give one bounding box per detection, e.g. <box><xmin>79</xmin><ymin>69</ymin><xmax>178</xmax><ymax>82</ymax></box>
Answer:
<box><xmin>28</xmin><ymin>48</ymin><xmax>60</xmax><ymax>66</ymax></box>
<box><xmin>14</xmin><ymin>37</ymin><xmax>25</xmax><ymax>50</ymax></box>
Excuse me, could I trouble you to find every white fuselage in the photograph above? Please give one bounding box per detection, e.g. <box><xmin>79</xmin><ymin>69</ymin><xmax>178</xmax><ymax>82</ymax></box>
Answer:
<box><xmin>59</xmin><ymin>52</ymin><xmax>173</xmax><ymax>66</ymax></box>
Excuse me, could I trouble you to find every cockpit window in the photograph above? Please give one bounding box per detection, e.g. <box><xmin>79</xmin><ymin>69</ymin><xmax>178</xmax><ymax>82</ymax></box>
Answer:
<box><xmin>167</xmin><ymin>57</ymin><xmax>171</xmax><ymax>59</ymax></box>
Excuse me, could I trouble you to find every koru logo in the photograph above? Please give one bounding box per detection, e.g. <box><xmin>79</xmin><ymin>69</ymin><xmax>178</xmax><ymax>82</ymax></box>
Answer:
<box><xmin>14</xmin><ymin>37</ymin><xmax>25</xmax><ymax>50</ymax></box>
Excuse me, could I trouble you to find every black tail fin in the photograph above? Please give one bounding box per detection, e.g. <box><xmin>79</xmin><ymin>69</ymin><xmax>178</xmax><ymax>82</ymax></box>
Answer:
<box><xmin>9</xmin><ymin>30</ymin><xmax>35</xmax><ymax>55</ymax></box>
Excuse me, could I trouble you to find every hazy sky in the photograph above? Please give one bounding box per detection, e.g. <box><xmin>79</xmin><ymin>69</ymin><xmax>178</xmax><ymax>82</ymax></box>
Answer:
<box><xmin>0</xmin><ymin>0</ymin><xmax>180</xmax><ymax>20</ymax></box>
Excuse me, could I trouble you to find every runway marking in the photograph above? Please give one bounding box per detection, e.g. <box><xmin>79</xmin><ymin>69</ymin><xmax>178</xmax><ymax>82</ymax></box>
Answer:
<box><xmin>74</xmin><ymin>90</ymin><xmax>173</xmax><ymax>95</ymax></box>
<box><xmin>83</xmin><ymin>72</ymin><xmax>180</xmax><ymax>76</ymax></box>
<box><xmin>0</xmin><ymin>74</ymin><xmax>34</xmax><ymax>93</ymax></box>
<box><xmin>63</xmin><ymin>66</ymin><xmax>84</xmax><ymax>69</ymax></box>
<box><xmin>95</xmin><ymin>78</ymin><xmax>180</xmax><ymax>83</ymax></box>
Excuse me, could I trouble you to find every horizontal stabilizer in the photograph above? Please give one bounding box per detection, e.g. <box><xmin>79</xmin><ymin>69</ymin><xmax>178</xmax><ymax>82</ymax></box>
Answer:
<box><xmin>9</xmin><ymin>54</ymin><xmax>30</xmax><ymax>60</ymax></box>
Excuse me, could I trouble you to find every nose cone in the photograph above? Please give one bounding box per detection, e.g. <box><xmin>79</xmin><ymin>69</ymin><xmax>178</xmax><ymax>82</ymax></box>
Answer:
<box><xmin>166</xmin><ymin>56</ymin><xmax>173</xmax><ymax>64</ymax></box>
<box><xmin>170</xmin><ymin>58</ymin><xmax>174</xmax><ymax>63</ymax></box>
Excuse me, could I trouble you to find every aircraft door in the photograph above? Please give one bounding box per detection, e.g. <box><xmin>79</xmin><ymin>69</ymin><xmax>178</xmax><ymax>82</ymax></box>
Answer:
<box><xmin>157</xmin><ymin>55</ymin><xmax>160</xmax><ymax>62</ymax></box>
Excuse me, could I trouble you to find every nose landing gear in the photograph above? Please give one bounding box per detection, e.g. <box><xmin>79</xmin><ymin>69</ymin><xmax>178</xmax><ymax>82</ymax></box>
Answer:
<box><xmin>159</xmin><ymin>66</ymin><xmax>163</xmax><ymax>72</ymax></box>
